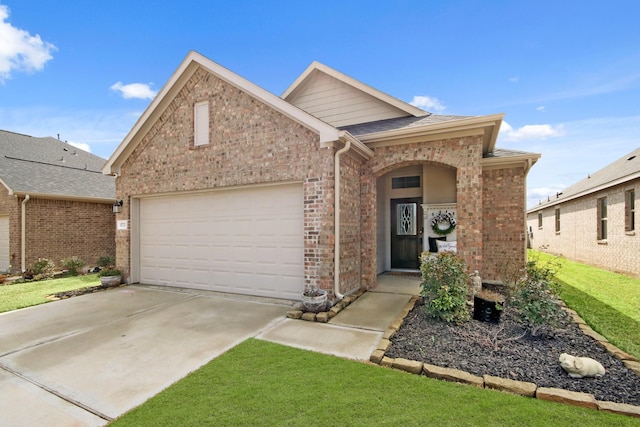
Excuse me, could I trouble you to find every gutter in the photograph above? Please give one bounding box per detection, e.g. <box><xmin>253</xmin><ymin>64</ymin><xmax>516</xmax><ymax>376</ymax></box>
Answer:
<box><xmin>21</xmin><ymin>195</ymin><xmax>30</xmax><ymax>272</ymax></box>
<box><xmin>333</xmin><ymin>139</ymin><xmax>351</xmax><ymax>300</ymax></box>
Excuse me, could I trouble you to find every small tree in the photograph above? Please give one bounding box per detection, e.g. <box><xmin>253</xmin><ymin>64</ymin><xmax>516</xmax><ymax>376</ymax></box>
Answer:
<box><xmin>509</xmin><ymin>258</ymin><xmax>568</xmax><ymax>335</ymax></box>
<box><xmin>420</xmin><ymin>252</ymin><xmax>470</xmax><ymax>323</ymax></box>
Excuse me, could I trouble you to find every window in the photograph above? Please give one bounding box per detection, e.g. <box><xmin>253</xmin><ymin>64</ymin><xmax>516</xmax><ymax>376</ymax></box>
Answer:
<box><xmin>194</xmin><ymin>101</ymin><xmax>209</xmax><ymax>146</ymax></box>
<box><xmin>625</xmin><ymin>189</ymin><xmax>636</xmax><ymax>232</ymax></box>
<box><xmin>537</xmin><ymin>212</ymin><xmax>543</xmax><ymax>228</ymax></box>
<box><xmin>555</xmin><ymin>208</ymin><xmax>561</xmax><ymax>232</ymax></box>
<box><xmin>597</xmin><ymin>197</ymin><xmax>607</xmax><ymax>240</ymax></box>
<box><xmin>392</xmin><ymin>176</ymin><xmax>420</xmax><ymax>189</ymax></box>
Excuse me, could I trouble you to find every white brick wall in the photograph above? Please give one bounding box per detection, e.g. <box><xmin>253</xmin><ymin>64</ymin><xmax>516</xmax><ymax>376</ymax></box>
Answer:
<box><xmin>527</xmin><ymin>178</ymin><xmax>639</xmax><ymax>277</ymax></box>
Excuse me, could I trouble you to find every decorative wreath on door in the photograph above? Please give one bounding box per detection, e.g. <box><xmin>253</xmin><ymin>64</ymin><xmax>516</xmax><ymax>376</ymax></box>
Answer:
<box><xmin>431</xmin><ymin>212</ymin><xmax>457</xmax><ymax>236</ymax></box>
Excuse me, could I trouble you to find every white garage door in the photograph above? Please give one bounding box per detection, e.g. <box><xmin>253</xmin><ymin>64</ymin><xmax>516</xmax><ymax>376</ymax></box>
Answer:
<box><xmin>0</xmin><ymin>216</ymin><xmax>8</xmax><ymax>272</ymax></box>
<box><xmin>139</xmin><ymin>184</ymin><xmax>304</xmax><ymax>300</ymax></box>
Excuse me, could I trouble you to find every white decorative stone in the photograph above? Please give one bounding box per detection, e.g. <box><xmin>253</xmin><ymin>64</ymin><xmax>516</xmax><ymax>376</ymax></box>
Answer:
<box><xmin>558</xmin><ymin>353</ymin><xmax>605</xmax><ymax>378</ymax></box>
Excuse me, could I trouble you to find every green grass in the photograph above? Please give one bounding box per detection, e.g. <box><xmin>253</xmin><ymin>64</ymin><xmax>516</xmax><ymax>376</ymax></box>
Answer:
<box><xmin>0</xmin><ymin>274</ymin><xmax>100</xmax><ymax>313</ymax></box>
<box><xmin>110</xmin><ymin>339</ymin><xmax>634</xmax><ymax>426</ymax></box>
<box><xmin>530</xmin><ymin>250</ymin><xmax>640</xmax><ymax>359</ymax></box>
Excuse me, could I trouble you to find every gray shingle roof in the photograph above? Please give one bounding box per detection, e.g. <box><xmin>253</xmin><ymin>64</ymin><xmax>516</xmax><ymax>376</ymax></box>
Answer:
<box><xmin>529</xmin><ymin>146</ymin><xmax>640</xmax><ymax>212</ymax></box>
<box><xmin>339</xmin><ymin>114</ymin><xmax>472</xmax><ymax>136</ymax></box>
<box><xmin>0</xmin><ymin>130</ymin><xmax>115</xmax><ymax>200</ymax></box>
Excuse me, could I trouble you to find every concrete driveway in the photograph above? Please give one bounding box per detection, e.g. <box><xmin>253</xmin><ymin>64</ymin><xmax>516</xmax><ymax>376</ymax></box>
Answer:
<box><xmin>0</xmin><ymin>286</ymin><xmax>289</xmax><ymax>426</ymax></box>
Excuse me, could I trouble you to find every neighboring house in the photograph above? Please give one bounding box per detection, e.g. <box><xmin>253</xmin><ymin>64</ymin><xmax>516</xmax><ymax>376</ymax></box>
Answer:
<box><xmin>527</xmin><ymin>148</ymin><xmax>639</xmax><ymax>277</ymax></box>
<box><xmin>103</xmin><ymin>51</ymin><xmax>540</xmax><ymax>300</ymax></box>
<box><xmin>0</xmin><ymin>130</ymin><xmax>116</xmax><ymax>274</ymax></box>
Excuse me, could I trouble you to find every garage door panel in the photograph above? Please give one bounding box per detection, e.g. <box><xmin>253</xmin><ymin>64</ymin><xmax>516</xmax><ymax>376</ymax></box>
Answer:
<box><xmin>139</xmin><ymin>184</ymin><xmax>303</xmax><ymax>299</ymax></box>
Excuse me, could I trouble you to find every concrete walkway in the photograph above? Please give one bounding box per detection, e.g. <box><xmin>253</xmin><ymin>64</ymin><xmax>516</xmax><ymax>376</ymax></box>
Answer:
<box><xmin>257</xmin><ymin>273</ymin><xmax>420</xmax><ymax>360</ymax></box>
<box><xmin>0</xmin><ymin>274</ymin><xmax>420</xmax><ymax>426</ymax></box>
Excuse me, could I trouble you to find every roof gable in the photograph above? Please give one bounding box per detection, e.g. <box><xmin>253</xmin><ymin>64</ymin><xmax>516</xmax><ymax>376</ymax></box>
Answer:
<box><xmin>282</xmin><ymin>61</ymin><xmax>428</xmax><ymax>127</ymax></box>
<box><xmin>0</xmin><ymin>130</ymin><xmax>115</xmax><ymax>201</ymax></box>
<box><xmin>103</xmin><ymin>51</ymin><xmax>343</xmax><ymax>175</ymax></box>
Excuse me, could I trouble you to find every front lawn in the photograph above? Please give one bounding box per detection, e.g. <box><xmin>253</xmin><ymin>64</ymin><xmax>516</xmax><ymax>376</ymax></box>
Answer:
<box><xmin>110</xmin><ymin>339</ymin><xmax>634</xmax><ymax>426</ymax></box>
<box><xmin>530</xmin><ymin>250</ymin><xmax>640</xmax><ymax>359</ymax></box>
<box><xmin>0</xmin><ymin>274</ymin><xmax>100</xmax><ymax>313</ymax></box>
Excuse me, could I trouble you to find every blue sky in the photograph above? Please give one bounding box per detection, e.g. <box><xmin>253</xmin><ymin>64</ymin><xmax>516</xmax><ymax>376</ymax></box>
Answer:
<box><xmin>1</xmin><ymin>1</ymin><xmax>639</xmax><ymax>208</ymax></box>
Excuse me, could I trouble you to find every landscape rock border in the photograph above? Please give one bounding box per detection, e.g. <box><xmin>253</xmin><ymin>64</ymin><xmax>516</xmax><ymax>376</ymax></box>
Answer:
<box><xmin>369</xmin><ymin>295</ymin><xmax>640</xmax><ymax>418</ymax></box>
<box><xmin>286</xmin><ymin>288</ymin><xmax>366</xmax><ymax>322</ymax></box>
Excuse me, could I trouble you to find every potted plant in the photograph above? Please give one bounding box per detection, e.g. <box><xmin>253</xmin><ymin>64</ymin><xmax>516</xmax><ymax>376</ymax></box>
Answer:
<box><xmin>473</xmin><ymin>288</ymin><xmax>504</xmax><ymax>323</ymax></box>
<box><xmin>97</xmin><ymin>255</ymin><xmax>121</xmax><ymax>287</ymax></box>
<box><xmin>301</xmin><ymin>284</ymin><xmax>328</xmax><ymax>313</ymax></box>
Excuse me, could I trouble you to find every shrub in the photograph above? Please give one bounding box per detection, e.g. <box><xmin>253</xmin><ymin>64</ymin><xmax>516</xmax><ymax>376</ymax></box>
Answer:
<box><xmin>30</xmin><ymin>258</ymin><xmax>56</xmax><ymax>280</ymax></box>
<box><xmin>60</xmin><ymin>256</ymin><xmax>86</xmax><ymax>276</ymax></box>
<box><xmin>96</xmin><ymin>255</ymin><xmax>115</xmax><ymax>269</ymax></box>
<box><xmin>420</xmin><ymin>252</ymin><xmax>470</xmax><ymax>323</ymax></box>
<box><xmin>509</xmin><ymin>258</ymin><xmax>568</xmax><ymax>334</ymax></box>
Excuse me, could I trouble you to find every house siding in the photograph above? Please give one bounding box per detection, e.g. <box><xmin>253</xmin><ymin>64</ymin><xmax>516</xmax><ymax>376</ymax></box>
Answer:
<box><xmin>483</xmin><ymin>166</ymin><xmax>527</xmax><ymax>280</ymax></box>
<box><xmin>9</xmin><ymin>196</ymin><xmax>114</xmax><ymax>273</ymax></box>
<box><xmin>116</xmin><ymin>66</ymin><xmax>341</xmax><ymax>294</ymax></box>
<box><xmin>527</xmin><ymin>178</ymin><xmax>640</xmax><ymax>277</ymax></box>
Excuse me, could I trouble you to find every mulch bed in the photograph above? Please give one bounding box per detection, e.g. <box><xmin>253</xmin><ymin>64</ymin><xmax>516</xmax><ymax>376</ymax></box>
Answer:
<box><xmin>386</xmin><ymin>299</ymin><xmax>640</xmax><ymax>406</ymax></box>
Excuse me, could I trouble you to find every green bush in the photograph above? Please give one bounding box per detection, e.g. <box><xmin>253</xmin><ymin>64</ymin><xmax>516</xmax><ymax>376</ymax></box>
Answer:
<box><xmin>96</xmin><ymin>255</ymin><xmax>115</xmax><ymax>269</ymax></box>
<box><xmin>420</xmin><ymin>252</ymin><xmax>470</xmax><ymax>323</ymax></box>
<box><xmin>60</xmin><ymin>256</ymin><xmax>86</xmax><ymax>276</ymax></box>
<box><xmin>30</xmin><ymin>258</ymin><xmax>56</xmax><ymax>280</ymax></box>
<box><xmin>509</xmin><ymin>258</ymin><xmax>568</xmax><ymax>334</ymax></box>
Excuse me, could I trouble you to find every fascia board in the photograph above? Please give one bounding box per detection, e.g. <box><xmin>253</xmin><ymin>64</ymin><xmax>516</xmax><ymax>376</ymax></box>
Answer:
<box><xmin>339</xmin><ymin>131</ymin><xmax>374</xmax><ymax>160</ymax></box>
<box><xmin>482</xmin><ymin>153</ymin><xmax>541</xmax><ymax>170</ymax></box>
<box><xmin>0</xmin><ymin>177</ymin><xmax>12</xmax><ymax>195</ymax></box>
<box><xmin>357</xmin><ymin>114</ymin><xmax>504</xmax><ymax>153</ymax></box>
<box><xmin>282</xmin><ymin>61</ymin><xmax>429</xmax><ymax>118</ymax></box>
<box><xmin>103</xmin><ymin>51</ymin><xmax>340</xmax><ymax>175</ymax></box>
<box><xmin>10</xmin><ymin>191</ymin><xmax>115</xmax><ymax>204</ymax></box>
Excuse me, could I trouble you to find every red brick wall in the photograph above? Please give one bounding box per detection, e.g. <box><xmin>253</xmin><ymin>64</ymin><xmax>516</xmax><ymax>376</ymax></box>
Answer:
<box><xmin>482</xmin><ymin>167</ymin><xmax>526</xmax><ymax>281</ymax></box>
<box><xmin>361</xmin><ymin>136</ymin><xmax>485</xmax><ymax>287</ymax></box>
<box><xmin>12</xmin><ymin>196</ymin><xmax>115</xmax><ymax>272</ymax></box>
<box><xmin>338</xmin><ymin>153</ymin><xmax>363</xmax><ymax>294</ymax></box>
<box><xmin>116</xmin><ymin>66</ymin><xmax>338</xmax><ymax>293</ymax></box>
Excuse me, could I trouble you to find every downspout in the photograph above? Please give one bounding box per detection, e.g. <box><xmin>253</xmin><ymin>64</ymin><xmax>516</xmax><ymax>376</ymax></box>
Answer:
<box><xmin>21</xmin><ymin>195</ymin><xmax>30</xmax><ymax>272</ymax></box>
<box><xmin>334</xmin><ymin>139</ymin><xmax>351</xmax><ymax>300</ymax></box>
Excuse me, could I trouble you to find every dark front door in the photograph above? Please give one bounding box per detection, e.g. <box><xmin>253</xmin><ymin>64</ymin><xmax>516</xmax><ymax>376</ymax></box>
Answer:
<box><xmin>391</xmin><ymin>198</ymin><xmax>423</xmax><ymax>269</ymax></box>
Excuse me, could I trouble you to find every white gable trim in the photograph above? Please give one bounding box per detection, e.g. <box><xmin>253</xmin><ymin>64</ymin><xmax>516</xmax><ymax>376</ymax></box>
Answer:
<box><xmin>103</xmin><ymin>51</ymin><xmax>341</xmax><ymax>175</ymax></box>
<box><xmin>282</xmin><ymin>61</ymin><xmax>428</xmax><ymax>119</ymax></box>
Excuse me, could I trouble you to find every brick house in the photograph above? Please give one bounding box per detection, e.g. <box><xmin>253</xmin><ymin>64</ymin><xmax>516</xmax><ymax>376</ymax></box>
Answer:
<box><xmin>0</xmin><ymin>130</ymin><xmax>116</xmax><ymax>274</ymax></box>
<box><xmin>527</xmin><ymin>147</ymin><xmax>639</xmax><ymax>277</ymax></box>
<box><xmin>103</xmin><ymin>51</ymin><xmax>540</xmax><ymax>300</ymax></box>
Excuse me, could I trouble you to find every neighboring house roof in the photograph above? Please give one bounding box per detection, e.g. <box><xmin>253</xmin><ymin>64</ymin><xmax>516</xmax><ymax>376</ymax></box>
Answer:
<box><xmin>0</xmin><ymin>130</ymin><xmax>115</xmax><ymax>201</ymax></box>
<box><xmin>528</xmin><ymin>146</ymin><xmax>640</xmax><ymax>212</ymax></box>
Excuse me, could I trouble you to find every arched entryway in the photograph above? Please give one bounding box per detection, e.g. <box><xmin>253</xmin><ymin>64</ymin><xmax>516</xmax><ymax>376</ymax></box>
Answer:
<box><xmin>376</xmin><ymin>162</ymin><xmax>457</xmax><ymax>273</ymax></box>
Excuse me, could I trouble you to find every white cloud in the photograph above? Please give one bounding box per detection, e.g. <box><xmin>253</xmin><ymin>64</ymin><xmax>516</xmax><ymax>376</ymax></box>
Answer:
<box><xmin>409</xmin><ymin>95</ymin><xmax>446</xmax><ymax>111</ymax></box>
<box><xmin>499</xmin><ymin>121</ymin><xmax>565</xmax><ymax>142</ymax></box>
<box><xmin>68</xmin><ymin>141</ymin><xmax>92</xmax><ymax>153</ymax></box>
<box><xmin>0</xmin><ymin>5</ymin><xmax>56</xmax><ymax>82</ymax></box>
<box><xmin>536</xmin><ymin>106</ymin><xmax>545</xmax><ymax>111</ymax></box>
<box><xmin>509</xmin><ymin>76</ymin><xmax>519</xmax><ymax>83</ymax></box>
<box><xmin>110</xmin><ymin>81</ymin><xmax>157</xmax><ymax>100</ymax></box>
